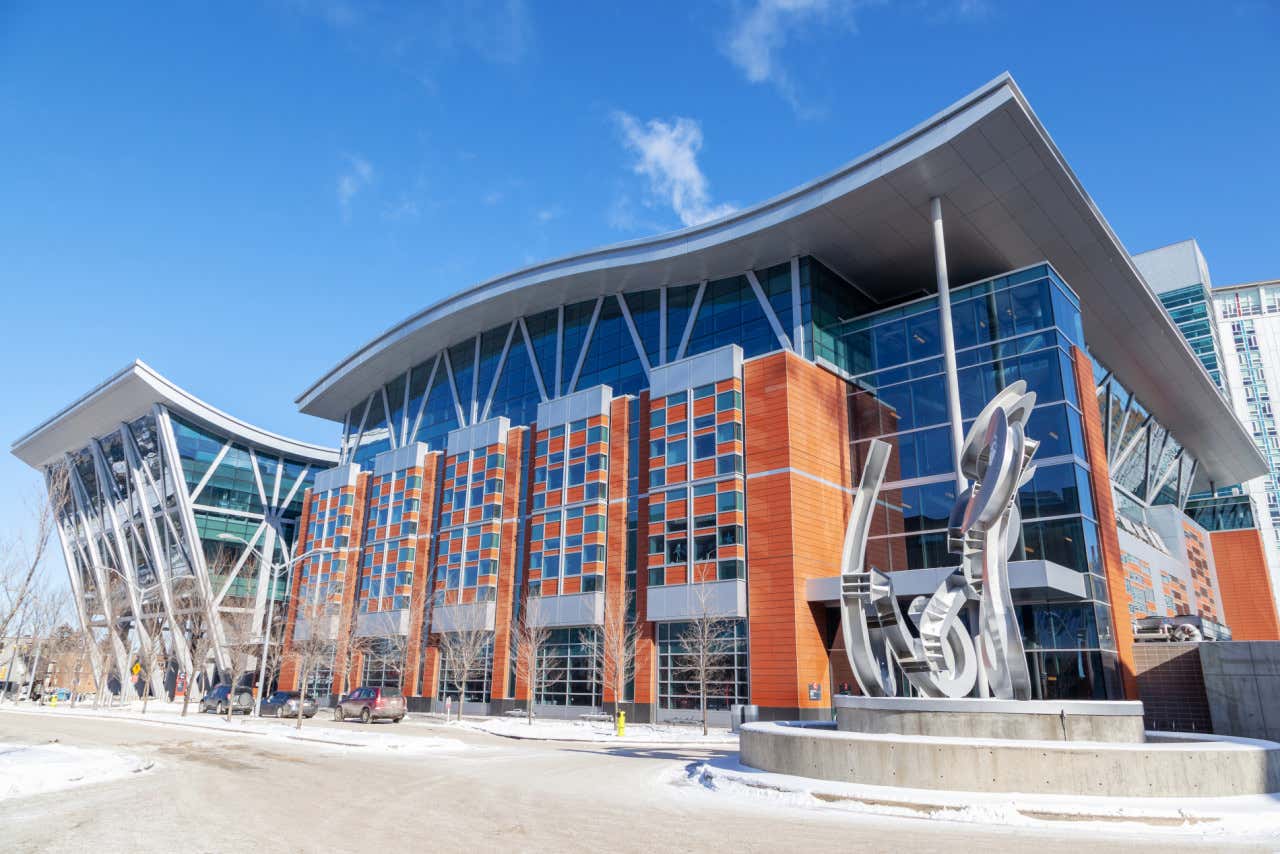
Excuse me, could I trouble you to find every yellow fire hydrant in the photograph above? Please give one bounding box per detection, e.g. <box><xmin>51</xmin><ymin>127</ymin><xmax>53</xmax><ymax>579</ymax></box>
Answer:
<box><xmin>616</xmin><ymin>710</ymin><xmax>626</xmax><ymax>737</ymax></box>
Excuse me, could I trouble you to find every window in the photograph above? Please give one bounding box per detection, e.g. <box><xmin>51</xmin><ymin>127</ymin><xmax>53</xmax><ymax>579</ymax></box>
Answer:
<box><xmin>657</xmin><ymin>619</ymin><xmax>748</xmax><ymax>711</ymax></box>
<box><xmin>649</xmin><ymin>535</ymin><xmax>665</xmax><ymax>554</ymax></box>
<box><xmin>694</xmin><ymin>535</ymin><xmax>717</xmax><ymax>561</ymax></box>
<box><xmin>694</xmin><ymin>434</ymin><xmax>716</xmax><ymax>460</ymax></box>
<box><xmin>666</xmin><ymin>538</ymin><xmax>688</xmax><ymax>564</ymax></box>
<box><xmin>667</xmin><ymin>439</ymin><xmax>687</xmax><ymax>465</ymax></box>
<box><xmin>716</xmin><ymin>422</ymin><xmax>741</xmax><ymax>444</ymax></box>
<box><xmin>718</xmin><ymin>525</ymin><xmax>743</xmax><ymax>546</ymax></box>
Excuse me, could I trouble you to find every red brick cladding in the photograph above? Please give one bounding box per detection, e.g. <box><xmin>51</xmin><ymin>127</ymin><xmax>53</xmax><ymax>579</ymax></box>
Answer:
<box><xmin>1210</xmin><ymin>529</ymin><xmax>1280</xmax><ymax>641</ymax></box>
<box><xmin>743</xmin><ymin>350</ymin><xmax>852</xmax><ymax>711</ymax></box>
<box><xmin>1070</xmin><ymin>345</ymin><xmax>1138</xmax><ymax>699</ymax></box>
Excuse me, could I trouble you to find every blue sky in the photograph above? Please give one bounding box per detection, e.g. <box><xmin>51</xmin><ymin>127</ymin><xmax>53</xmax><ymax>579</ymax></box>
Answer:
<box><xmin>2</xmin><ymin>1</ymin><xmax>1277</xmax><ymax>588</ymax></box>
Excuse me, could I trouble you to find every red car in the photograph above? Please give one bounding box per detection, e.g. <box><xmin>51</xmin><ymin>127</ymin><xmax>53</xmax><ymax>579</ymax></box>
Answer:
<box><xmin>333</xmin><ymin>686</ymin><xmax>406</xmax><ymax>724</ymax></box>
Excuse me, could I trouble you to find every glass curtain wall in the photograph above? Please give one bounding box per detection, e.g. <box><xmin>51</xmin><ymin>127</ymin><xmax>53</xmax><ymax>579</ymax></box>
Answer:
<box><xmin>832</xmin><ymin>264</ymin><xmax>1119</xmax><ymax>700</ymax></box>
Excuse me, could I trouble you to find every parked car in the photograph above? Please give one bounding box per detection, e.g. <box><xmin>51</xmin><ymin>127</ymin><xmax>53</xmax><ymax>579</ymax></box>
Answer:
<box><xmin>333</xmin><ymin>687</ymin><xmax>405</xmax><ymax>723</ymax></box>
<box><xmin>259</xmin><ymin>690</ymin><xmax>317</xmax><ymax>718</ymax></box>
<box><xmin>199</xmin><ymin>684</ymin><xmax>254</xmax><ymax>715</ymax></box>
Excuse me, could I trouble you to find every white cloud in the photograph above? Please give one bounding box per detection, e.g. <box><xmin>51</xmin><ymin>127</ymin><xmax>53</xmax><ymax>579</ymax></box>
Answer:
<box><xmin>723</xmin><ymin>0</ymin><xmax>860</xmax><ymax>114</ymax></box>
<box><xmin>535</xmin><ymin>205</ymin><xmax>563</xmax><ymax>222</ymax></box>
<box><xmin>337</xmin><ymin>154</ymin><xmax>374</xmax><ymax>217</ymax></box>
<box><xmin>613</xmin><ymin>112</ymin><xmax>736</xmax><ymax>229</ymax></box>
<box><xmin>482</xmin><ymin>190</ymin><xmax>504</xmax><ymax>206</ymax></box>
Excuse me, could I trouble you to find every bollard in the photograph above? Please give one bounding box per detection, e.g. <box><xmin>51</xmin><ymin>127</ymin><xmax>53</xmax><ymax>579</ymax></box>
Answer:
<box><xmin>616</xmin><ymin>710</ymin><xmax>626</xmax><ymax>737</ymax></box>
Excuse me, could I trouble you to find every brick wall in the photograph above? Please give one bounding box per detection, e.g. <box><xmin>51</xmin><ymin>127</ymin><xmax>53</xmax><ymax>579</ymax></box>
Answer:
<box><xmin>1132</xmin><ymin>642</ymin><xmax>1212</xmax><ymax>733</ymax></box>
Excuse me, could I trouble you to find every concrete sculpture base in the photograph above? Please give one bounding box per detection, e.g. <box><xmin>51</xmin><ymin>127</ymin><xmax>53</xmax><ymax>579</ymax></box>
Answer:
<box><xmin>834</xmin><ymin>695</ymin><xmax>1146</xmax><ymax>742</ymax></box>
<box><xmin>740</xmin><ymin>697</ymin><xmax>1280</xmax><ymax>797</ymax></box>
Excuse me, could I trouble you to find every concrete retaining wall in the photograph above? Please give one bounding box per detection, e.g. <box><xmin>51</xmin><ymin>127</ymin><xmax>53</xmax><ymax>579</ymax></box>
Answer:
<box><xmin>1199</xmin><ymin>641</ymin><xmax>1280</xmax><ymax>743</ymax></box>
<box><xmin>740</xmin><ymin>721</ymin><xmax>1280</xmax><ymax>797</ymax></box>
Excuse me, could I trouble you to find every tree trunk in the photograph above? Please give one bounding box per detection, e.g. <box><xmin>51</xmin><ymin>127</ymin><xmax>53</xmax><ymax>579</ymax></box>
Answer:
<box><xmin>181</xmin><ymin>678</ymin><xmax>192</xmax><ymax>717</ymax></box>
<box><xmin>296</xmin><ymin>656</ymin><xmax>308</xmax><ymax>732</ymax></box>
<box><xmin>140</xmin><ymin>672</ymin><xmax>151</xmax><ymax>714</ymax></box>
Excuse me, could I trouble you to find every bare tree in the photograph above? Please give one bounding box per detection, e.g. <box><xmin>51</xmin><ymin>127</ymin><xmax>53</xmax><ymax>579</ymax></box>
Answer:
<box><xmin>172</xmin><ymin>583</ymin><xmax>215</xmax><ymax>717</ymax></box>
<box><xmin>21</xmin><ymin>587</ymin><xmax>61</xmax><ymax>703</ymax></box>
<box><xmin>511</xmin><ymin>607</ymin><xmax>555</xmax><ymax>725</ymax></box>
<box><xmin>43</xmin><ymin>622</ymin><xmax>82</xmax><ymax>700</ymax></box>
<box><xmin>595</xmin><ymin>591</ymin><xmax>641</xmax><ymax>721</ymax></box>
<box><xmin>363</xmin><ymin>633</ymin><xmax>409</xmax><ymax>691</ymax></box>
<box><xmin>135</xmin><ymin>629</ymin><xmax>169</xmax><ymax>714</ymax></box>
<box><xmin>676</xmin><ymin>583</ymin><xmax>737</xmax><ymax>736</ymax></box>
<box><xmin>218</xmin><ymin>609</ymin><xmax>258</xmax><ymax>722</ymax></box>
<box><xmin>287</xmin><ymin>595</ymin><xmax>338</xmax><ymax>732</ymax></box>
<box><xmin>0</xmin><ymin>466</ymin><xmax>69</xmax><ymax>642</ymax></box>
<box><xmin>436</xmin><ymin>604</ymin><xmax>491</xmax><ymax>723</ymax></box>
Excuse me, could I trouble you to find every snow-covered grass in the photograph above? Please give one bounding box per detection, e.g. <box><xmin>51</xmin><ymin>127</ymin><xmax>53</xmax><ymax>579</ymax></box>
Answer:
<box><xmin>0</xmin><ymin>702</ymin><xmax>467</xmax><ymax>755</ymax></box>
<box><xmin>457</xmin><ymin>715</ymin><xmax>737</xmax><ymax>745</ymax></box>
<box><xmin>682</xmin><ymin>756</ymin><xmax>1280</xmax><ymax>840</ymax></box>
<box><xmin>0</xmin><ymin>742</ymin><xmax>152</xmax><ymax>801</ymax></box>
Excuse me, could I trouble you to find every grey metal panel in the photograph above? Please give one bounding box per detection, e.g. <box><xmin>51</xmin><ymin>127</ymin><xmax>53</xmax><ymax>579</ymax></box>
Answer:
<box><xmin>648</xmin><ymin>344</ymin><xmax>744</xmax><ymax>399</ymax></box>
<box><xmin>372</xmin><ymin>442</ymin><xmax>430</xmax><ymax>477</ymax></box>
<box><xmin>645</xmin><ymin>580</ymin><xmax>747</xmax><ymax>622</ymax></box>
<box><xmin>355</xmin><ymin>609</ymin><xmax>411</xmax><ymax>637</ymax></box>
<box><xmin>315</xmin><ymin>463</ymin><xmax>362</xmax><ymax>493</ymax></box>
<box><xmin>1133</xmin><ymin>239</ymin><xmax>1211</xmax><ymax>294</ymax></box>
<box><xmin>432</xmin><ymin>601</ymin><xmax>497</xmax><ymax>633</ymax></box>
<box><xmin>535</xmin><ymin>385</ymin><xmax>613</xmax><ymax>429</ymax></box>
<box><xmin>445</xmin><ymin>417</ymin><xmax>511</xmax><ymax>457</ymax></box>
<box><xmin>806</xmin><ymin>560</ymin><xmax>1086</xmax><ymax>604</ymax></box>
<box><xmin>525</xmin><ymin>591</ymin><xmax>605</xmax><ymax>628</ymax></box>
<box><xmin>13</xmin><ymin>360</ymin><xmax>337</xmax><ymax>469</ymax></box>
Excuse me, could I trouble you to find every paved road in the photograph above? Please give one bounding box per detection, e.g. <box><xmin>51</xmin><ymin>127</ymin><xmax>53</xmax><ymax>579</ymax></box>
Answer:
<box><xmin>0</xmin><ymin>711</ymin><xmax>1262</xmax><ymax>853</ymax></box>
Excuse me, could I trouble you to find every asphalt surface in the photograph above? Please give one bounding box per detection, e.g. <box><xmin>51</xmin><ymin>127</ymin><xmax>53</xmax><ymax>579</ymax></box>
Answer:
<box><xmin>0</xmin><ymin>710</ymin><xmax>1265</xmax><ymax>853</ymax></box>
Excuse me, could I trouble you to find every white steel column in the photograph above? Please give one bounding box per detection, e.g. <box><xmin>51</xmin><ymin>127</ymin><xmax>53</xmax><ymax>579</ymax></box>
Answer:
<box><xmin>932</xmin><ymin>196</ymin><xmax>986</xmax><ymax>699</ymax></box>
<box><xmin>931</xmin><ymin>197</ymin><xmax>965</xmax><ymax>494</ymax></box>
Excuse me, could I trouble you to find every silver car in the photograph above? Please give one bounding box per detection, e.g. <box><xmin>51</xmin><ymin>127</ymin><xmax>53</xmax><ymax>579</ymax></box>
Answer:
<box><xmin>260</xmin><ymin>690</ymin><xmax>318</xmax><ymax>718</ymax></box>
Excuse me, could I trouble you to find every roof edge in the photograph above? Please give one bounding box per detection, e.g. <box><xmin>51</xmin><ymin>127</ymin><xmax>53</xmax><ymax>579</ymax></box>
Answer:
<box><xmin>12</xmin><ymin>360</ymin><xmax>338</xmax><ymax>468</ymax></box>
<box><xmin>294</xmin><ymin>72</ymin><xmax>1021</xmax><ymax>414</ymax></box>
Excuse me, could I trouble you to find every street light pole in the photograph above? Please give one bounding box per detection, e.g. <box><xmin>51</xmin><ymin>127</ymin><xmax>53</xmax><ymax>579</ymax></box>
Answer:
<box><xmin>216</xmin><ymin>534</ymin><xmax>331</xmax><ymax>717</ymax></box>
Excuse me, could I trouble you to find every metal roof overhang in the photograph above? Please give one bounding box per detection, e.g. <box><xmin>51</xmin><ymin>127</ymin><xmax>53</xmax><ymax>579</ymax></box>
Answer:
<box><xmin>11</xmin><ymin>360</ymin><xmax>338</xmax><ymax>470</ymax></box>
<box><xmin>296</xmin><ymin>73</ymin><xmax>1263</xmax><ymax>489</ymax></box>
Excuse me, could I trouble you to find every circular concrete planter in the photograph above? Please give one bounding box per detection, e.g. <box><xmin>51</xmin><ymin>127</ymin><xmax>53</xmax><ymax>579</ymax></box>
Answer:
<box><xmin>740</xmin><ymin>721</ymin><xmax>1280</xmax><ymax>797</ymax></box>
<box><xmin>834</xmin><ymin>695</ymin><xmax>1146</xmax><ymax>742</ymax></box>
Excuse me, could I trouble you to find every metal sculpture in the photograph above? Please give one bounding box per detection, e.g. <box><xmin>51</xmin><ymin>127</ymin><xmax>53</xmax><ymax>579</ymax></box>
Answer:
<box><xmin>839</xmin><ymin>381</ymin><xmax>1038</xmax><ymax>700</ymax></box>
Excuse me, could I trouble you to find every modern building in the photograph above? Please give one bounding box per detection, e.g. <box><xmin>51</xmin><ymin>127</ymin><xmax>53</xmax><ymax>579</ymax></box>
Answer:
<box><xmin>11</xmin><ymin>361</ymin><xmax>337</xmax><ymax>699</ymax></box>
<box><xmin>15</xmin><ymin>74</ymin><xmax>1280</xmax><ymax>719</ymax></box>
<box><xmin>1209</xmin><ymin>277</ymin><xmax>1280</xmax><ymax>633</ymax></box>
<box><xmin>274</xmin><ymin>73</ymin><xmax>1273</xmax><ymax>721</ymax></box>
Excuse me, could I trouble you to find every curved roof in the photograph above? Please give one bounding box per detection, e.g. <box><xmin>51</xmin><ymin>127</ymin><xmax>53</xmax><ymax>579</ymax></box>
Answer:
<box><xmin>296</xmin><ymin>72</ymin><xmax>1263</xmax><ymax>489</ymax></box>
<box><xmin>12</xmin><ymin>360</ymin><xmax>338</xmax><ymax>469</ymax></box>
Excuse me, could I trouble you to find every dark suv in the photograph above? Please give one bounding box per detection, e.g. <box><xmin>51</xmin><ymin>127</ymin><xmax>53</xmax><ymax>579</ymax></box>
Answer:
<box><xmin>199</xmin><ymin>684</ymin><xmax>254</xmax><ymax>715</ymax></box>
<box><xmin>333</xmin><ymin>687</ymin><xmax>406</xmax><ymax>723</ymax></box>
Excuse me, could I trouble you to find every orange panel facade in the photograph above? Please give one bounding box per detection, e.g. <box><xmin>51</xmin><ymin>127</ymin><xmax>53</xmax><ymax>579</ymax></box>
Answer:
<box><xmin>1210</xmin><ymin>529</ymin><xmax>1280</xmax><ymax>640</ymax></box>
<box><xmin>1071</xmin><ymin>344</ymin><xmax>1139</xmax><ymax>700</ymax></box>
<box><xmin>744</xmin><ymin>350</ymin><xmax>853</xmax><ymax>716</ymax></box>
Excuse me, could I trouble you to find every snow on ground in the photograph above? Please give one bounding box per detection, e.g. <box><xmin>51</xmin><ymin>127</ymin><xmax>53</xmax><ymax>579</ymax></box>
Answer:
<box><xmin>681</xmin><ymin>755</ymin><xmax>1280</xmax><ymax>840</ymax></box>
<box><xmin>0</xmin><ymin>742</ymin><xmax>152</xmax><ymax>801</ymax></box>
<box><xmin>1</xmin><ymin>702</ymin><xmax>467</xmax><ymax>754</ymax></box>
<box><xmin>458</xmin><ymin>715</ymin><xmax>737</xmax><ymax>745</ymax></box>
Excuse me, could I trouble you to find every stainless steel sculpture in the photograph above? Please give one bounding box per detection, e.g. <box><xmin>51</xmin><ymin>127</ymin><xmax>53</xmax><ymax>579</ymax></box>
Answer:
<box><xmin>840</xmin><ymin>381</ymin><xmax>1038</xmax><ymax>700</ymax></box>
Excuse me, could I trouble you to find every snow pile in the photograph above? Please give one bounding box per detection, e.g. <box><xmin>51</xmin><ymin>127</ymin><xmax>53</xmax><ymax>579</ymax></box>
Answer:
<box><xmin>683</xmin><ymin>758</ymin><xmax>1280</xmax><ymax>840</ymax></box>
<box><xmin>0</xmin><ymin>742</ymin><xmax>152</xmax><ymax>801</ymax></box>
<box><xmin>460</xmin><ymin>716</ymin><xmax>737</xmax><ymax>745</ymax></box>
<box><xmin>4</xmin><ymin>705</ymin><xmax>467</xmax><ymax>754</ymax></box>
